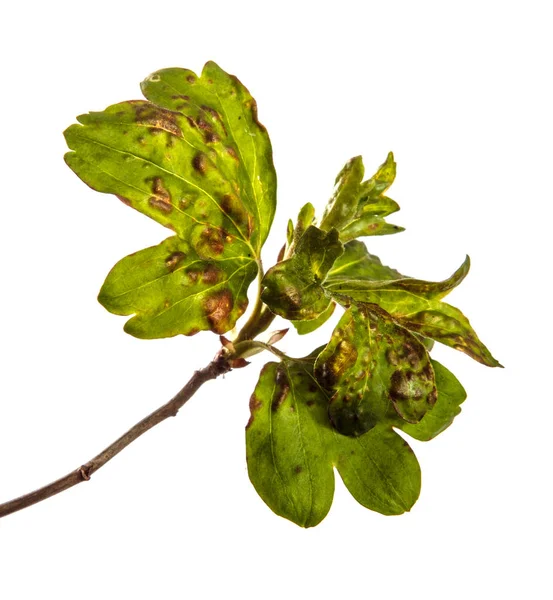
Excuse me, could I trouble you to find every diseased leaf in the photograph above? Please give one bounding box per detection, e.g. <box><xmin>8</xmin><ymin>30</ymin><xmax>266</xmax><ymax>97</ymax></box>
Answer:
<box><xmin>287</xmin><ymin>202</ymin><xmax>316</xmax><ymax>256</ymax></box>
<box><xmin>319</xmin><ymin>156</ymin><xmax>365</xmax><ymax>232</ymax></box>
<box><xmin>98</xmin><ymin>236</ymin><xmax>256</xmax><ymax>338</ymax></box>
<box><xmin>140</xmin><ymin>61</ymin><xmax>276</xmax><ymax>251</ymax></box>
<box><xmin>325</xmin><ymin>256</ymin><xmax>502</xmax><ymax>367</ymax></box>
<box><xmin>327</xmin><ymin>240</ymin><xmax>403</xmax><ymax>282</ymax></box>
<box><xmin>292</xmin><ymin>301</ymin><xmax>336</xmax><ymax>335</ymax></box>
<box><xmin>246</xmin><ymin>361</ymin><xmax>421</xmax><ymax>526</ymax></box>
<box><xmin>261</xmin><ymin>226</ymin><xmax>343</xmax><ymax>320</ymax></box>
<box><xmin>314</xmin><ymin>303</ymin><xmax>437</xmax><ymax>436</ymax></box>
<box><xmin>246</xmin><ymin>362</ymin><xmax>335</xmax><ymax>528</ymax></box>
<box><xmin>400</xmin><ymin>360</ymin><xmax>467</xmax><ymax>441</ymax></box>
<box><xmin>64</xmin><ymin>61</ymin><xmax>276</xmax><ymax>338</ymax></box>
<box><xmin>319</xmin><ymin>153</ymin><xmax>403</xmax><ymax>242</ymax></box>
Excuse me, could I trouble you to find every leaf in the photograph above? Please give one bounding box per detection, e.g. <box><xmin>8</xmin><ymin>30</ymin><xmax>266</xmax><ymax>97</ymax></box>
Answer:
<box><xmin>319</xmin><ymin>156</ymin><xmax>365</xmax><ymax>231</ymax></box>
<box><xmin>314</xmin><ymin>303</ymin><xmax>437</xmax><ymax>436</ymax></box>
<box><xmin>325</xmin><ymin>256</ymin><xmax>502</xmax><ymax>367</ymax></box>
<box><xmin>140</xmin><ymin>61</ymin><xmax>276</xmax><ymax>252</ymax></box>
<box><xmin>399</xmin><ymin>359</ymin><xmax>467</xmax><ymax>441</ymax></box>
<box><xmin>292</xmin><ymin>301</ymin><xmax>336</xmax><ymax>335</ymax></box>
<box><xmin>319</xmin><ymin>153</ymin><xmax>403</xmax><ymax>242</ymax></box>
<box><xmin>246</xmin><ymin>362</ymin><xmax>335</xmax><ymax>528</ymax></box>
<box><xmin>64</xmin><ymin>61</ymin><xmax>276</xmax><ymax>337</ymax></box>
<box><xmin>246</xmin><ymin>361</ymin><xmax>421</xmax><ymax>526</ymax></box>
<box><xmin>327</xmin><ymin>240</ymin><xmax>403</xmax><ymax>282</ymax></box>
<box><xmin>287</xmin><ymin>202</ymin><xmax>316</xmax><ymax>255</ymax></box>
<box><xmin>261</xmin><ymin>226</ymin><xmax>343</xmax><ymax>320</ymax></box>
<box><xmin>333</xmin><ymin>425</ymin><xmax>421</xmax><ymax>515</ymax></box>
<box><xmin>98</xmin><ymin>236</ymin><xmax>256</xmax><ymax>338</ymax></box>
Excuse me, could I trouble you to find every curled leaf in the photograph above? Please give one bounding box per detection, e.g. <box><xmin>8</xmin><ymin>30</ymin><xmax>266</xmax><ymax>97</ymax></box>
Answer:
<box><xmin>261</xmin><ymin>226</ymin><xmax>343</xmax><ymax>320</ymax></box>
<box><xmin>314</xmin><ymin>303</ymin><xmax>437</xmax><ymax>436</ymax></box>
<box><xmin>325</xmin><ymin>256</ymin><xmax>501</xmax><ymax>367</ymax></box>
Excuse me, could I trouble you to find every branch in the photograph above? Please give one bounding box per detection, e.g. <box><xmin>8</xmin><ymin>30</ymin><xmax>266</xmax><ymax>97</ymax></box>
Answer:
<box><xmin>0</xmin><ymin>351</ymin><xmax>231</xmax><ymax>519</ymax></box>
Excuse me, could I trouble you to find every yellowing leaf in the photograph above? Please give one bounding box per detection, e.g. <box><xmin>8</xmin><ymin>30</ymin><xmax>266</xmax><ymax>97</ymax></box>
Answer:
<box><xmin>64</xmin><ymin>62</ymin><xmax>276</xmax><ymax>338</ymax></box>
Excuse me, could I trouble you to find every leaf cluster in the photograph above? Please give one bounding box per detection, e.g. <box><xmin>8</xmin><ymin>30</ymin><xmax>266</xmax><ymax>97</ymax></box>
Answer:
<box><xmin>64</xmin><ymin>61</ymin><xmax>500</xmax><ymax>527</ymax></box>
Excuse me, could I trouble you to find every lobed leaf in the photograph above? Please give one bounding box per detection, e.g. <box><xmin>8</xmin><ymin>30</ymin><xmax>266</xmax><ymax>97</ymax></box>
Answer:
<box><xmin>325</xmin><ymin>256</ymin><xmax>501</xmax><ymax>367</ymax></box>
<box><xmin>64</xmin><ymin>61</ymin><xmax>276</xmax><ymax>338</ymax></box>
<box><xmin>98</xmin><ymin>236</ymin><xmax>256</xmax><ymax>338</ymax></box>
<box><xmin>319</xmin><ymin>153</ymin><xmax>403</xmax><ymax>242</ymax></box>
<box><xmin>261</xmin><ymin>226</ymin><xmax>343</xmax><ymax>320</ymax></box>
<box><xmin>314</xmin><ymin>303</ymin><xmax>437</xmax><ymax>436</ymax></box>
<box><xmin>246</xmin><ymin>361</ymin><xmax>421</xmax><ymax>527</ymax></box>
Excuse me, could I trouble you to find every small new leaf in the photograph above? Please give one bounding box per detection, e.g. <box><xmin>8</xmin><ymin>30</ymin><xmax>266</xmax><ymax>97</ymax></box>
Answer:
<box><xmin>261</xmin><ymin>226</ymin><xmax>343</xmax><ymax>321</ymax></box>
<box><xmin>246</xmin><ymin>361</ymin><xmax>421</xmax><ymax>527</ymax></box>
<box><xmin>64</xmin><ymin>61</ymin><xmax>276</xmax><ymax>338</ymax></box>
<box><xmin>314</xmin><ymin>303</ymin><xmax>437</xmax><ymax>436</ymax></box>
<box><xmin>319</xmin><ymin>153</ymin><xmax>403</xmax><ymax>242</ymax></box>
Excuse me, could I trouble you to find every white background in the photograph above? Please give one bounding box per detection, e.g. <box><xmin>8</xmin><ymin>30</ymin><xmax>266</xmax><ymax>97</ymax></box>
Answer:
<box><xmin>0</xmin><ymin>1</ymin><xmax>551</xmax><ymax>598</ymax></box>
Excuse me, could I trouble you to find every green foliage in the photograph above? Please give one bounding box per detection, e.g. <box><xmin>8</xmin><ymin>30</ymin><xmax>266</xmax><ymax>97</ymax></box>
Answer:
<box><xmin>261</xmin><ymin>226</ymin><xmax>343</xmax><ymax>321</ymax></box>
<box><xmin>65</xmin><ymin>61</ymin><xmax>501</xmax><ymax>528</ymax></box>
<box><xmin>65</xmin><ymin>61</ymin><xmax>276</xmax><ymax>338</ymax></box>
<box><xmin>314</xmin><ymin>303</ymin><xmax>437</xmax><ymax>436</ymax></box>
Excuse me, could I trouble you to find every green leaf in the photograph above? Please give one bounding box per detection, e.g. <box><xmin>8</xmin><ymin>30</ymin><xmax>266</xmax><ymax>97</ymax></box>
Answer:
<box><xmin>292</xmin><ymin>301</ymin><xmax>336</xmax><ymax>335</ymax></box>
<box><xmin>246</xmin><ymin>361</ymin><xmax>421</xmax><ymax>526</ymax></box>
<box><xmin>98</xmin><ymin>236</ymin><xmax>256</xmax><ymax>338</ymax></box>
<box><xmin>333</xmin><ymin>425</ymin><xmax>421</xmax><ymax>515</ymax></box>
<box><xmin>64</xmin><ymin>61</ymin><xmax>276</xmax><ymax>338</ymax></box>
<box><xmin>246</xmin><ymin>362</ymin><xmax>335</xmax><ymax>528</ymax></box>
<box><xmin>319</xmin><ymin>153</ymin><xmax>403</xmax><ymax>242</ymax></box>
<box><xmin>314</xmin><ymin>303</ymin><xmax>437</xmax><ymax>436</ymax></box>
<box><xmin>319</xmin><ymin>156</ymin><xmax>365</xmax><ymax>231</ymax></box>
<box><xmin>287</xmin><ymin>202</ymin><xmax>316</xmax><ymax>255</ymax></box>
<box><xmin>399</xmin><ymin>359</ymin><xmax>467</xmax><ymax>441</ymax></box>
<box><xmin>261</xmin><ymin>226</ymin><xmax>343</xmax><ymax>320</ymax></box>
<box><xmin>327</xmin><ymin>240</ymin><xmax>403</xmax><ymax>281</ymax></box>
<box><xmin>140</xmin><ymin>61</ymin><xmax>276</xmax><ymax>251</ymax></box>
<box><xmin>325</xmin><ymin>256</ymin><xmax>502</xmax><ymax>367</ymax></box>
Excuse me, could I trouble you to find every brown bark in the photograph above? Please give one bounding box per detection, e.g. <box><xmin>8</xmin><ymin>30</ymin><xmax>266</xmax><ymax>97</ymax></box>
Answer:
<box><xmin>0</xmin><ymin>352</ymin><xmax>231</xmax><ymax>519</ymax></box>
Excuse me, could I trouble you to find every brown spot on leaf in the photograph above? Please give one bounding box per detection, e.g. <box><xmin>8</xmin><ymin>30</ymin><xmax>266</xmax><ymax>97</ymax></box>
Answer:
<box><xmin>200</xmin><ymin>227</ymin><xmax>225</xmax><ymax>255</ymax></box>
<box><xmin>133</xmin><ymin>104</ymin><xmax>182</xmax><ymax>137</ymax></box>
<box><xmin>187</xmin><ymin>75</ymin><xmax>196</xmax><ymax>83</ymax></box>
<box><xmin>245</xmin><ymin>98</ymin><xmax>267</xmax><ymax>132</ymax></box>
<box><xmin>294</xmin><ymin>465</ymin><xmax>303</xmax><ymax>474</ymax></box>
<box><xmin>165</xmin><ymin>251</ymin><xmax>186</xmax><ymax>272</ymax></box>
<box><xmin>172</xmin><ymin>94</ymin><xmax>190</xmax><ymax>101</ymax></box>
<box><xmin>226</xmin><ymin>146</ymin><xmax>239</xmax><ymax>162</ymax></box>
<box><xmin>187</xmin><ymin>270</ymin><xmax>200</xmax><ymax>283</ymax></box>
<box><xmin>246</xmin><ymin>393</ymin><xmax>262</xmax><ymax>429</ymax></box>
<box><xmin>201</xmin><ymin>264</ymin><xmax>222</xmax><ymax>285</ymax></box>
<box><xmin>272</xmin><ymin>369</ymin><xmax>290</xmax><ymax>411</ymax></box>
<box><xmin>192</xmin><ymin>152</ymin><xmax>208</xmax><ymax>175</ymax></box>
<box><xmin>148</xmin><ymin>177</ymin><xmax>173</xmax><ymax>213</ymax></box>
<box><xmin>390</xmin><ymin>371</ymin><xmax>410</xmax><ymax>401</ymax></box>
<box><xmin>204</xmin><ymin>289</ymin><xmax>233</xmax><ymax>333</ymax></box>
<box><xmin>204</xmin><ymin>131</ymin><xmax>221</xmax><ymax>144</ymax></box>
